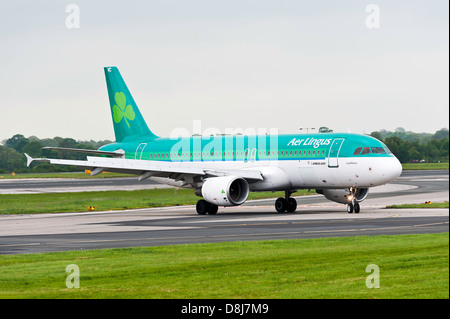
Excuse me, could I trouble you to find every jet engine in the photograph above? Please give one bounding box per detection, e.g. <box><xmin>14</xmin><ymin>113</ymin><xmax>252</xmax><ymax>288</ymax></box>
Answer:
<box><xmin>316</xmin><ymin>188</ymin><xmax>369</xmax><ymax>204</ymax></box>
<box><xmin>200</xmin><ymin>176</ymin><xmax>250</xmax><ymax>206</ymax></box>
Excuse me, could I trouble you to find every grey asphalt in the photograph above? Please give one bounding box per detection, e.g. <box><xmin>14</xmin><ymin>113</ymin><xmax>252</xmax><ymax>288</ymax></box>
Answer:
<box><xmin>0</xmin><ymin>175</ymin><xmax>164</xmax><ymax>194</ymax></box>
<box><xmin>0</xmin><ymin>170</ymin><xmax>448</xmax><ymax>254</ymax></box>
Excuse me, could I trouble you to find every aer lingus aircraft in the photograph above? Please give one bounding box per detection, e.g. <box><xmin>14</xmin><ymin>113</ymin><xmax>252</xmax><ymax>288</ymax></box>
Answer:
<box><xmin>26</xmin><ymin>67</ymin><xmax>402</xmax><ymax>215</ymax></box>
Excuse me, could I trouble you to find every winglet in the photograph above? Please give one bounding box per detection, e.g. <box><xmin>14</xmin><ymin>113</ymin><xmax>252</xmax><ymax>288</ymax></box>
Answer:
<box><xmin>24</xmin><ymin>153</ymin><xmax>50</xmax><ymax>167</ymax></box>
<box><xmin>25</xmin><ymin>153</ymin><xmax>33</xmax><ymax>167</ymax></box>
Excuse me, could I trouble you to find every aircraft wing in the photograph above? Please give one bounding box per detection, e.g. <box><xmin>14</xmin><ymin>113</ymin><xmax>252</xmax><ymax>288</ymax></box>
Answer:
<box><xmin>24</xmin><ymin>154</ymin><xmax>263</xmax><ymax>184</ymax></box>
<box><xmin>42</xmin><ymin>147</ymin><xmax>125</xmax><ymax>157</ymax></box>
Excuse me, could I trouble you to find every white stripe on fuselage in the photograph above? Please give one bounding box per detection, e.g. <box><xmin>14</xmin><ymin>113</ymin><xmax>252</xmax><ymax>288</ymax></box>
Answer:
<box><xmin>148</xmin><ymin>156</ymin><xmax>402</xmax><ymax>191</ymax></box>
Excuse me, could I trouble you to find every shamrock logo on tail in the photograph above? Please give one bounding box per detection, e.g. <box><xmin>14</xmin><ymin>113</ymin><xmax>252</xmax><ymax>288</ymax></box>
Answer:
<box><xmin>112</xmin><ymin>92</ymin><xmax>135</xmax><ymax>128</ymax></box>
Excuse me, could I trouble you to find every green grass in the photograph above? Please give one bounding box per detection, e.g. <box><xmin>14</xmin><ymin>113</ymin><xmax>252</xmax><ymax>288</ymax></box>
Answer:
<box><xmin>402</xmin><ymin>162</ymin><xmax>449</xmax><ymax>170</ymax></box>
<box><xmin>387</xmin><ymin>201</ymin><xmax>449</xmax><ymax>209</ymax></box>
<box><xmin>0</xmin><ymin>188</ymin><xmax>315</xmax><ymax>215</ymax></box>
<box><xmin>0</xmin><ymin>233</ymin><xmax>447</xmax><ymax>299</ymax></box>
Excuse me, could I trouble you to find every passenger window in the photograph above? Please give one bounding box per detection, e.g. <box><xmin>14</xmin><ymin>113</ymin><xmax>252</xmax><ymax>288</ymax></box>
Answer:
<box><xmin>361</xmin><ymin>147</ymin><xmax>371</xmax><ymax>155</ymax></box>
<box><xmin>353</xmin><ymin>147</ymin><xmax>362</xmax><ymax>155</ymax></box>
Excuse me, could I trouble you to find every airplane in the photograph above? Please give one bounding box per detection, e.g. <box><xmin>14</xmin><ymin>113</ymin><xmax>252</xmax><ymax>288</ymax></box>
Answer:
<box><xmin>25</xmin><ymin>66</ymin><xmax>403</xmax><ymax>215</ymax></box>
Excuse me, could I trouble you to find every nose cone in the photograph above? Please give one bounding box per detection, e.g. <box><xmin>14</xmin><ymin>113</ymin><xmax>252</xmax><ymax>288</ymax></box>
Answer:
<box><xmin>384</xmin><ymin>156</ymin><xmax>403</xmax><ymax>182</ymax></box>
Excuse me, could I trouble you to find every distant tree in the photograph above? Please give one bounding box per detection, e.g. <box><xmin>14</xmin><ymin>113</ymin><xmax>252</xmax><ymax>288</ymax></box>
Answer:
<box><xmin>58</xmin><ymin>138</ymin><xmax>77</xmax><ymax>148</ymax></box>
<box><xmin>408</xmin><ymin>147</ymin><xmax>421</xmax><ymax>161</ymax></box>
<box><xmin>384</xmin><ymin>136</ymin><xmax>410</xmax><ymax>163</ymax></box>
<box><xmin>370</xmin><ymin>131</ymin><xmax>382</xmax><ymax>141</ymax></box>
<box><xmin>22</xmin><ymin>141</ymin><xmax>43</xmax><ymax>157</ymax></box>
<box><xmin>4</xmin><ymin>134</ymin><xmax>29</xmax><ymax>153</ymax></box>
<box><xmin>318</xmin><ymin>126</ymin><xmax>333</xmax><ymax>133</ymax></box>
<box><xmin>439</xmin><ymin>139</ymin><xmax>449</xmax><ymax>161</ymax></box>
<box><xmin>0</xmin><ymin>145</ymin><xmax>25</xmax><ymax>171</ymax></box>
<box><xmin>434</xmin><ymin>128</ymin><xmax>449</xmax><ymax>140</ymax></box>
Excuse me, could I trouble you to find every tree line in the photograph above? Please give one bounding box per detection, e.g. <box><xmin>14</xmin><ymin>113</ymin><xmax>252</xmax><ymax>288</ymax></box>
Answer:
<box><xmin>0</xmin><ymin>134</ymin><xmax>112</xmax><ymax>173</ymax></box>
<box><xmin>370</xmin><ymin>128</ymin><xmax>449</xmax><ymax>163</ymax></box>
<box><xmin>0</xmin><ymin>128</ymin><xmax>448</xmax><ymax>173</ymax></box>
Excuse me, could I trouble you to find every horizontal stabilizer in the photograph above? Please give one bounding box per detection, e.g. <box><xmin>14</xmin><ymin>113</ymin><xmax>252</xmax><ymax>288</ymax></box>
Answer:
<box><xmin>42</xmin><ymin>147</ymin><xmax>125</xmax><ymax>158</ymax></box>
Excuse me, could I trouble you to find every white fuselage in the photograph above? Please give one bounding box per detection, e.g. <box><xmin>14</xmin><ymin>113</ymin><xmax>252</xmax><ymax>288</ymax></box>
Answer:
<box><xmin>150</xmin><ymin>156</ymin><xmax>402</xmax><ymax>191</ymax></box>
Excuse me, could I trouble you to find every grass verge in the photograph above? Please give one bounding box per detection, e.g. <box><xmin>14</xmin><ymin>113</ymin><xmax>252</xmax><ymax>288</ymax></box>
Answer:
<box><xmin>0</xmin><ymin>233</ymin><xmax>448</xmax><ymax>299</ymax></box>
<box><xmin>0</xmin><ymin>188</ymin><xmax>315</xmax><ymax>214</ymax></box>
<box><xmin>387</xmin><ymin>201</ymin><xmax>449</xmax><ymax>209</ymax></box>
<box><xmin>402</xmin><ymin>162</ymin><xmax>449</xmax><ymax>170</ymax></box>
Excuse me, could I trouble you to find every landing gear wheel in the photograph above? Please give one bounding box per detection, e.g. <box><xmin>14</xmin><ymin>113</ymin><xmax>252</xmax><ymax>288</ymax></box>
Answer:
<box><xmin>208</xmin><ymin>203</ymin><xmax>218</xmax><ymax>215</ymax></box>
<box><xmin>354</xmin><ymin>202</ymin><xmax>360</xmax><ymax>214</ymax></box>
<box><xmin>347</xmin><ymin>203</ymin><xmax>354</xmax><ymax>214</ymax></box>
<box><xmin>196</xmin><ymin>200</ymin><xmax>219</xmax><ymax>215</ymax></box>
<box><xmin>196</xmin><ymin>200</ymin><xmax>209</xmax><ymax>215</ymax></box>
<box><xmin>286</xmin><ymin>198</ymin><xmax>297</xmax><ymax>213</ymax></box>
<box><xmin>275</xmin><ymin>197</ymin><xmax>288</xmax><ymax>213</ymax></box>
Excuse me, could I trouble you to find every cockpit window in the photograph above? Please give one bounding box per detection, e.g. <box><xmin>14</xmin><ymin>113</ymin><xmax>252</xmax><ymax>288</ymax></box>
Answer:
<box><xmin>383</xmin><ymin>146</ymin><xmax>392</xmax><ymax>154</ymax></box>
<box><xmin>353</xmin><ymin>147</ymin><xmax>362</xmax><ymax>155</ymax></box>
<box><xmin>371</xmin><ymin>147</ymin><xmax>386</xmax><ymax>154</ymax></box>
<box><xmin>361</xmin><ymin>147</ymin><xmax>371</xmax><ymax>155</ymax></box>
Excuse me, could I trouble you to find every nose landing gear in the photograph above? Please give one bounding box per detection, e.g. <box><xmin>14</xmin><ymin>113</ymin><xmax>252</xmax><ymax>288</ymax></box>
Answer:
<box><xmin>346</xmin><ymin>202</ymin><xmax>360</xmax><ymax>214</ymax></box>
<box><xmin>346</xmin><ymin>187</ymin><xmax>361</xmax><ymax>214</ymax></box>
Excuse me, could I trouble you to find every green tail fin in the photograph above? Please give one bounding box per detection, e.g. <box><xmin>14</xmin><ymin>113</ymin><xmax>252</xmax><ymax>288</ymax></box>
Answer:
<box><xmin>104</xmin><ymin>66</ymin><xmax>159</xmax><ymax>142</ymax></box>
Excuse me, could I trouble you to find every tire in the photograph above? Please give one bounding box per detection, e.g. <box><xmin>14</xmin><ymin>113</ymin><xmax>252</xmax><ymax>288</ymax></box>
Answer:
<box><xmin>196</xmin><ymin>200</ymin><xmax>209</xmax><ymax>215</ymax></box>
<box><xmin>354</xmin><ymin>202</ymin><xmax>360</xmax><ymax>214</ymax></box>
<box><xmin>275</xmin><ymin>197</ymin><xmax>288</xmax><ymax>213</ymax></box>
<box><xmin>347</xmin><ymin>203</ymin><xmax>354</xmax><ymax>214</ymax></box>
<box><xmin>208</xmin><ymin>203</ymin><xmax>219</xmax><ymax>215</ymax></box>
<box><xmin>286</xmin><ymin>198</ymin><xmax>297</xmax><ymax>213</ymax></box>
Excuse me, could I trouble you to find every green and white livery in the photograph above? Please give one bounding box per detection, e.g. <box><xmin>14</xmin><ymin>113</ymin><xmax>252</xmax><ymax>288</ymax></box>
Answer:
<box><xmin>26</xmin><ymin>67</ymin><xmax>402</xmax><ymax>215</ymax></box>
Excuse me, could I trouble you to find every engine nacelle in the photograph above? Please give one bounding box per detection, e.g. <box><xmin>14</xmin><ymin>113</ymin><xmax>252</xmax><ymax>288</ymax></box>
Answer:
<box><xmin>201</xmin><ymin>176</ymin><xmax>250</xmax><ymax>206</ymax></box>
<box><xmin>316</xmin><ymin>188</ymin><xmax>369</xmax><ymax>204</ymax></box>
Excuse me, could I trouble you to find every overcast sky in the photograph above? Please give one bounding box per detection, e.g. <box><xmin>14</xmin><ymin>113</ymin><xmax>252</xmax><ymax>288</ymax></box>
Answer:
<box><xmin>0</xmin><ymin>0</ymin><xmax>448</xmax><ymax>142</ymax></box>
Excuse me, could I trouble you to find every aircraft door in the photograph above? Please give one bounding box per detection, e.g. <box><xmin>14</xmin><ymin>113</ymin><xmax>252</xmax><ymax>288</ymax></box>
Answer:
<box><xmin>244</xmin><ymin>148</ymin><xmax>257</xmax><ymax>163</ymax></box>
<box><xmin>327</xmin><ymin>138</ymin><xmax>344</xmax><ymax>167</ymax></box>
<box><xmin>135</xmin><ymin>143</ymin><xmax>147</xmax><ymax>159</ymax></box>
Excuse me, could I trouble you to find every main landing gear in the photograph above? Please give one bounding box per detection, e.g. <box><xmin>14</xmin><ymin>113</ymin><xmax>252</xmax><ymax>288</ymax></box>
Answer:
<box><xmin>275</xmin><ymin>191</ymin><xmax>297</xmax><ymax>213</ymax></box>
<box><xmin>196</xmin><ymin>199</ymin><xmax>219</xmax><ymax>215</ymax></box>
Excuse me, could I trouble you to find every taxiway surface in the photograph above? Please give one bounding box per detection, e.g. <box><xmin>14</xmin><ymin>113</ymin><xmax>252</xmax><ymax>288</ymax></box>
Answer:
<box><xmin>0</xmin><ymin>170</ymin><xmax>448</xmax><ymax>254</ymax></box>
